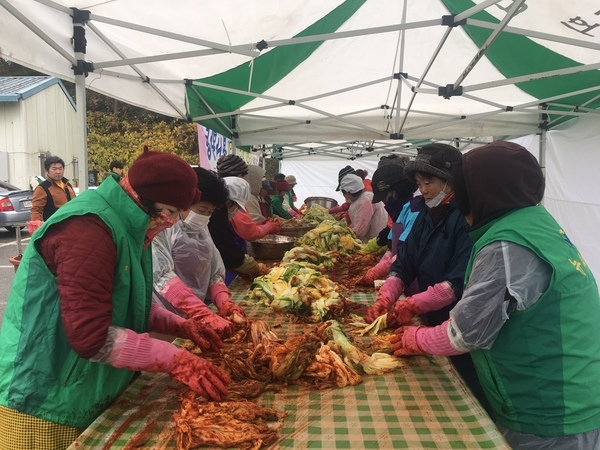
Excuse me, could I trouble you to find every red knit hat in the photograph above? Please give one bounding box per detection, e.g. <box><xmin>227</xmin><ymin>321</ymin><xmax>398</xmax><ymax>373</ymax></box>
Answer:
<box><xmin>128</xmin><ymin>147</ymin><xmax>201</xmax><ymax>210</ymax></box>
<box><xmin>275</xmin><ymin>180</ymin><xmax>291</xmax><ymax>191</ymax></box>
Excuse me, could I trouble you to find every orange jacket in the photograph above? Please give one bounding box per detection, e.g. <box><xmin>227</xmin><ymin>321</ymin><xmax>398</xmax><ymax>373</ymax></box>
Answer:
<box><xmin>30</xmin><ymin>177</ymin><xmax>76</xmax><ymax>221</ymax></box>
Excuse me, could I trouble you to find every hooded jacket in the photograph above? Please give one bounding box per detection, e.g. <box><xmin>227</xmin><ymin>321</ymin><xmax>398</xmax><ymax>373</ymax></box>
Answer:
<box><xmin>459</xmin><ymin>141</ymin><xmax>600</xmax><ymax>437</ymax></box>
<box><xmin>246</xmin><ymin>165</ymin><xmax>266</xmax><ymax>222</ymax></box>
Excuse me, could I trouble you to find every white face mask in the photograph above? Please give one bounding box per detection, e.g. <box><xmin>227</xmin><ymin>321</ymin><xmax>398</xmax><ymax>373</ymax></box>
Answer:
<box><xmin>425</xmin><ymin>191</ymin><xmax>447</xmax><ymax>208</ymax></box>
<box><xmin>184</xmin><ymin>210</ymin><xmax>210</xmax><ymax>231</ymax></box>
<box><xmin>425</xmin><ymin>182</ymin><xmax>448</xmax><ymax>208</ymax></box>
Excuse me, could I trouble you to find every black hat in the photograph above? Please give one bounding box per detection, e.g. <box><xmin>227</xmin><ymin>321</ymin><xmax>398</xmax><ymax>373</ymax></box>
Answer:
<box><xmin>336</xmin><ymin>165</ymin><xmax>357</xmax><ymax>191</ymax></box>
<box><xmin>404</xmin><ymin>143</ymin><xmax>462</xmax><ymax>182</ymax></box>
<box><xmin>371</xmin><ymin>165</ymin><xmax>416</xmax><ymax>204</ymax></box>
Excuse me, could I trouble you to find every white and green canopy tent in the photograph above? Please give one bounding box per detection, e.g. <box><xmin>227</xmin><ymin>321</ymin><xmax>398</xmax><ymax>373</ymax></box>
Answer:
<box><xmin>1</xmin><ymin>0</ymin><xmax>599</xmax><ymax>277</ymax></box>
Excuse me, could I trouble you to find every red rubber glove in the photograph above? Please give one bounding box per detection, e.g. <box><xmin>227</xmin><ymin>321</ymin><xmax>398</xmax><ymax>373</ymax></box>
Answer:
<box><xmin>390</xmin><ymin>326</ymin><xmax>426</xmax><ymax>356</ymax></box>
<box><xmin>207</xmin><ymin>283</ymin><xmax>247</xmax><ymax>322</ymax></box>
<box><xmin>361</xmin><ymin>251</ymin><xmax>395</xmax><ymax>286</ymax></box>
<box><xmin>168</xmin><ymin>351</ymin><xmax>231</xmax><ymax>400</ymax></box>
<box><xmin>387</xmin><ymin>297</ymin><xmax>422</xmax><ymax>328</ymax></box>
<box><xmin>391</xmin><ymin>321</ymin><xmax>464</xmax><ymax>357</ymax></box>
<box><xmin>161</xmin><ymin>278</ymin><xmax>234</xmax><ymax>338</ymax></box>
<box><xmin>328</xmin><ymin>202</ymin><xmax>350</xmax><ymax>214</ymax></box>
<box><xmin>149</xmin><ymin>303</ymin><xmax>223</xmax><ymax>352</ymax></box>
<box><xmin>290</xmin><ymin>209</ymin><xmax>301</xmax><ymax>218</ymax></box>
<box><xmin>387</xmin><ymin>282</ymin><xmax>456</xmax><ymax>327</ymax></box>
<box><xmin>364</xmin><ymin>276</ymin><xmax>405</xmax><ymax>323</ymax></box>
<box><xmin>107</xmin><ymin>328</ymin><xmax>230</xmax><ymax>400</ymax></box>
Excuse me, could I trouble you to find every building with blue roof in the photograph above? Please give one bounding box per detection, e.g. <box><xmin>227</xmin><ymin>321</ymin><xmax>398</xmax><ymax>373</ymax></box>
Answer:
<box><xmin>0</xmin><ymin>76</ymin><xmax>77</xmax><ymax>190</ymax></box>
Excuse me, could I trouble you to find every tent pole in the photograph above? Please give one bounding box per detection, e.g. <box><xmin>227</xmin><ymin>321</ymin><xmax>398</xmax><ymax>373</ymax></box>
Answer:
<box><xmin>73</xmin><ymin>9</ymin><xmax>90</xmax><ymax>192</ymax></box>
<box><xmin>538</xmin><ymin>102</ymin><xmax>547</xmax><ymax>181</ymax></box>
<box><xmin>539</xmin><ymin>128</ymin><xmax>546</xmax><ymax>178</ymax></box>
<box><xmin>75</xmin><ymin>74</ymin><xmax>88</xmax><ymax>192</ymax></box>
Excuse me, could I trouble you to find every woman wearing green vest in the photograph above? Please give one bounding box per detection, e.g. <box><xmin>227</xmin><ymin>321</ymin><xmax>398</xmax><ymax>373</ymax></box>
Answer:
<box><xmin>390</xmin><ymin>141</ymin><xmax>600</xmax><ymax>449</ymax></box>
<box><xmin>0</xmin><ymin>148</ymin><xmax>231</xmax><ymax>450</ymax></box>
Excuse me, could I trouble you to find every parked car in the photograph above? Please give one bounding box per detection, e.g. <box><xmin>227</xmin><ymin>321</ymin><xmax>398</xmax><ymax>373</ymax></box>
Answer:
<box><xmin>0</xmin><ymin>181</ymin><xmax>34</xmax><ymax>231</ymax></box>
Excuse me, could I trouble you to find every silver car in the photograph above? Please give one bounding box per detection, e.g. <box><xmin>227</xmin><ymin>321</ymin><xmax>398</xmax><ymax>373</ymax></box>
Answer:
<box><xmin>0</xmin><ymin>181</ymin><xmax>34</xmax><ymax>231</ymax></box>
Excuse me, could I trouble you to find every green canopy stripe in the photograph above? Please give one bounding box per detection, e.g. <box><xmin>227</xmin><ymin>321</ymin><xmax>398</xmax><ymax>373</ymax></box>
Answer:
<box><xmin>186</xmin><ymin>0</ymin><xmax>367</xmax><ymax>137</ymax></box>
<box><xmin>442</xmin><ymin>0</ymin><xmax>600</xmax><ymax>122</ymax></box>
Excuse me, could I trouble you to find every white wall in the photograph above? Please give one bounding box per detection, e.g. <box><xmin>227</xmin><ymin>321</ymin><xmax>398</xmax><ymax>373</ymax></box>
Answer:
<box><xmin>511</xmin><ymin>118</ymin><xmax>600</xmax><ymax>284</ymax></box>
<box><xmin>3</xmin><ymin>83</ymin><xmax>77</xmax><ymax>190</ymax></box>
<box><xmin>281</xmin><ymin>158</ymin><xmax>379</xmax><ymax>207</ymax></box>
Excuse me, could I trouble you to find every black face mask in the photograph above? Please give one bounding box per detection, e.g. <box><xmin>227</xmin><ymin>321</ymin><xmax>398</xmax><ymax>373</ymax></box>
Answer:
<box><xmin>384</xmin><ymin>195</ymin><xmax>405</xmax><ymax>221</ymax></box>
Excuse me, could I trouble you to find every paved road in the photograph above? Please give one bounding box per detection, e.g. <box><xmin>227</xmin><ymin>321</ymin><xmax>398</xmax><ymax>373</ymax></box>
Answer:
<box><xmin>0</xmin><ymin>228</ymin><xmax>30</xmax><ymax>325</ymax></box>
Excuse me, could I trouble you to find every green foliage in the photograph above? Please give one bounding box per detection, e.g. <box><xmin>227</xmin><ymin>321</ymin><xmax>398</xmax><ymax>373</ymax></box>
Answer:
<box><xmin>87</xmin><ymin>109</ymin><xmax>199</xmax><ymax>182</ymax></box>
<box><xmin>86</xmin><ymin>90</ymin><xmax>199</xmax><ymax>182</ymax></box>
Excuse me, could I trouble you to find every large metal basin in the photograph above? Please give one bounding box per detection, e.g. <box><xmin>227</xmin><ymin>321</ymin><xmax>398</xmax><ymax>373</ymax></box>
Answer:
<box><xmin>304</xmin><ymin>196</ymin><xmax>338</xmax><ymax>209</ymax></box>
<box><xmin>248</xmin><ymin>235</ymin><xmax>296</xmax><ymax>260</ymax></box>
<box><xmin>278</xmin><ymin>223</ymin><xmax>316</xmax><ymax>238</ymax></box>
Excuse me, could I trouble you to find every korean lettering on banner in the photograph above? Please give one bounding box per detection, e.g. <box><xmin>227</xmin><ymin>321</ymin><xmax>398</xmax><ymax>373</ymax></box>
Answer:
<box><xmin>561</xmin><ymin>8</ymin><xmax>600</xmax><ymax>36</ymax></box>
<box><xmin>198</xmin><ymin>125</ymin><xmax>231</xmax><ymax>170</ymax></box>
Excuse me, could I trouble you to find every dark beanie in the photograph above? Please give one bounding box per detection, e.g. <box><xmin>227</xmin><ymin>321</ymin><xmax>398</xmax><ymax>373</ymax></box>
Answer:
<box><xmin>128</xmin><ymin>147</ymin><xmax>201</xmax><ymax>211</ymax></box>
<box><xmin>371</xmin><ymin>164</ymin><xmax>415</xmax><ymax>204</ymax></box>
<box><xmin>216</xmin><ymin>154</ymin><xmax>249</xmax><ymax>177</ymax></box>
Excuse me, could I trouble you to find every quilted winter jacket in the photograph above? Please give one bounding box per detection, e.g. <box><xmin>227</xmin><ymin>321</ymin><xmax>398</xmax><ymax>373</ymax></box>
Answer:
<box><xmin>0</xmin><ymin>176</ymin><xmax>153</xmax><ymax>428</ymax></box>
<box><xmin>389</xmin><ymin>199</ymin><xmax>473</xmax><ymax>326</ymax></box>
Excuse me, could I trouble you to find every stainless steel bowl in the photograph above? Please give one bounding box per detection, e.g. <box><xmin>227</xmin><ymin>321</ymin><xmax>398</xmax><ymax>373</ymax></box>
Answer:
<box><xmin>278</xmin><ymin>223</ymin><xmax>316</xmax><ymax>238</ymax></box>
<box><xmin>304</xmin><ymin>196</ymin><xmax>338</xmax><ymax>209</ymax></box>
<box><xmin>248</xmin><ymin>235</ymin><xmax>296</xmax><ymax>260</ymax></box>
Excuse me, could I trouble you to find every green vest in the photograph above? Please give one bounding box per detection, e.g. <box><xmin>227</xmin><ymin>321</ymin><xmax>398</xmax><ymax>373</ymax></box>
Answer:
<box><xmin>467</xmin><ymin>206</ymin><xmax>600</xmax><ymax>437</ymax></box>
<box><xmin>0</xmin><ymin>177</ymin><xmax>153</xmax><ymax>428</ymax></box>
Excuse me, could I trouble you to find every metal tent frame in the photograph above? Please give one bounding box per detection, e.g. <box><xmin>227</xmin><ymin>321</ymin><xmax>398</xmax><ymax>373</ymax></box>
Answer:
<box><xmin>2</xmin><ymin>0</ymin><xmax>600</xmax><ymax>185</ymax></box>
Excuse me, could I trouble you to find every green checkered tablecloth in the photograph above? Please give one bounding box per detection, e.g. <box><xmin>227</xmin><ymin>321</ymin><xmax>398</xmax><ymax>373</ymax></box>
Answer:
<box><xmin>69</xmin><ymin>280</ymin><xmax>509</xmax><ymax>449</ymax></box>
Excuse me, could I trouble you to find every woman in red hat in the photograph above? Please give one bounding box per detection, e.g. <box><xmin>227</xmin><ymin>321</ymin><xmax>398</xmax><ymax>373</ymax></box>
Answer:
<box><xmin>152</xmin><ymin>167</ymin><xmax>247</xmax><ymax>335</ymax></box>
<box><xmin>0</xmin><ymin>148</ymin><xmax>230</xmax><ymax>449</ymax></box>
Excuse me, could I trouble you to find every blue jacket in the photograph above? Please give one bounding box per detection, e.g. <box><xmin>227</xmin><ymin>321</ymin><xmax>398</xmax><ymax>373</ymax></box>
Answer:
<box><xmin>389</xmin><ymin>198</ymin><xmax>472</xmax><ymax>326</ymax></box>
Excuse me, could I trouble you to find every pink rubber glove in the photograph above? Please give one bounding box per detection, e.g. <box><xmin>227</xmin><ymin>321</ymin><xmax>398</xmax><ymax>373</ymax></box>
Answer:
<box><xmin>410</xmin><ymin>281</ymin><xmax>456</xmax><ymax>312</ymax></box>
<box><xmin>364</xmin><ymin>276</ymin><xmax>405</xmax><ymax>323</ymax></box>
<box><xmin>26</xmin><ymin>220</ymin><xmax>43</xmax><ymax>234</ymax></box>
<box><xmin>328</xmin><ymin>202</ymin><xmax>350</xmax><ymax>214</ymax></box>
<box><xmin>149</xmin><ymin>303</ymin><xmax>223</xmax><ymax>352</ymax></box>
<box><xmin>391</xmin><ymin>321</ymin><xmax>464</xmax><ymax>357</ymax></box>
<box><xmin>256</xmin><ymin>220</ymin><xmax>278</xmax><ymax>238</ymax></box>
<box><xmin>207</xmin><ymin>283</ymin><xmax>247</xmax><ymax>321</ymax></box>
<box><xmin>267</xmin><ymin>219</ymin><xmax>281</xmax><ymax>234</ymax></box>
<box><xmin>387</xmin><ymin>297</ymin><xmax>422</xmax><ymax>328</ymax></box>
<box><xmin>108</xmin><ymin>328</ymin><xmax>230</xmax><ymax>400</ymax></box>
<box><xmin>161</xmin><ymin>278</ymin><xmax>234</xmax><ymax>338</ymax></box>
<box><xmin>360</xmin><ymin>251</ymin><xmax>395</xmax><ymax>286</ymax></box>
